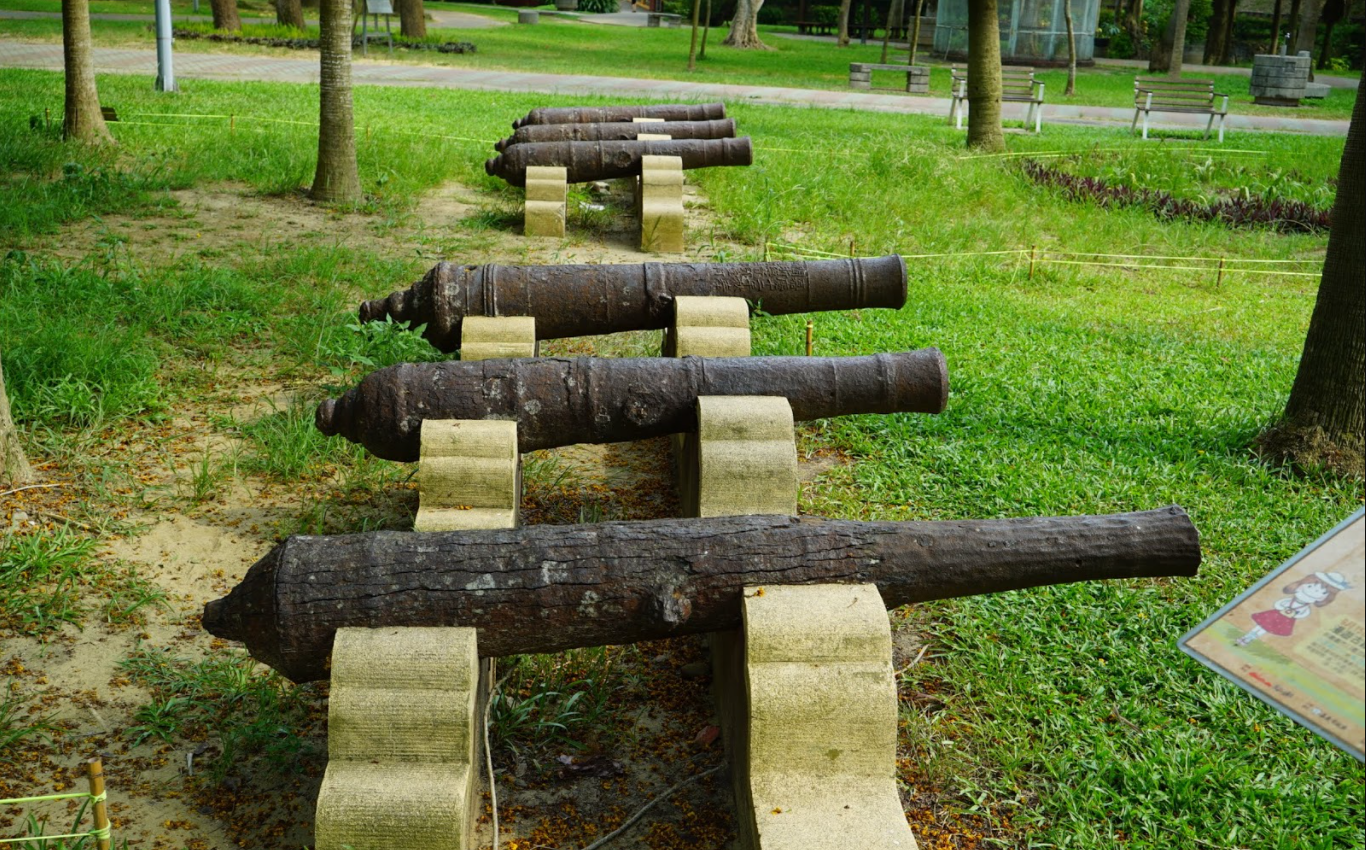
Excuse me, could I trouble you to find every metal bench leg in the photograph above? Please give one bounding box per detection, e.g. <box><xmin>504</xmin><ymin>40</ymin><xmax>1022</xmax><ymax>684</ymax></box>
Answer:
<box><xmin>1142</xmin><ymin>111</ymin><xmax>1150</xmax><ymax>140</ymax></box>
<box><xmin>1130</xmin><ymin>109</ymin><xmax>1140</xmax><ymax>136</ymax></box>
<box><xmin>1034</xmin><ymin>102</ymin><xmax>1042</xmax><ymax>133</ymax></box>
<box><xmin>1205</xmin><ymin>113</ymin><xmax>1215</xmax><ymax>140</ymax></box>
<box><xmin>1217</xmin><ymin>115</ymin><xmax>1225</xmax><ymax>144</ymax></box>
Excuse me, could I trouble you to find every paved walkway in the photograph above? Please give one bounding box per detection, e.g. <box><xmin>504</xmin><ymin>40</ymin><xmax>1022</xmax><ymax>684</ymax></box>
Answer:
<box><xmin>0</xmin><ymin>39</ymin><xmax>1348</xmax><ymax>136</ymax></box>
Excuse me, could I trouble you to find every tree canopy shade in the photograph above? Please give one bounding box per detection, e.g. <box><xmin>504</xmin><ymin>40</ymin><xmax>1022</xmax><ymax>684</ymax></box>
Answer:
<box><xmin>61</xmin><ymin>0</ymin><xmax>112</xmax><ymax>143</ymax></box>
<box><xmin>310</xmin><ymin>0</ymin><xmax>362</xmax><ymax>203</ymax></box>
<box><xmin>1260</xmin><ymin>72</ymin><xmax>1365</xmax><ymax>473</ymax></box>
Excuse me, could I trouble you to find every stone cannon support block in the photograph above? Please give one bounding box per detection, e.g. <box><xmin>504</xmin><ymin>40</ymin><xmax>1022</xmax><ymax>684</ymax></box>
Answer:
<box><xmin>524</xmin><ymin>165</ymin><xmax>567</xmax><ymax>238</ymax></box>
<box><xmin>632</xmin><ymin>134</ymin><xmax>672</xmax><ymax>215</ymax></box>
<box><xmin>665</xmin><ymin>294</ymin><xmax>752</xmax><ymax>358</ymax></box>
<box><xmin>415</xmin><ymin>419</ymin><xmax>521</xmax><ymax>532</ymax></box>
<box><xmin>714</xmin><ymin>584</ymin><xmax>918</xmax><ymax>850</ymax></box>
<box><xmin>640</xmin><ymin>154</ymin><xmax>685</xmax><ymax>254</ymax></box>
<box><xmin>517</xmin><ymin>9</ymin><xmax>538</xmax><ymax>23</ymax></box>
<box><xmin>316</xmin><ymin>627</ymin><xmax>485</xmax><ymax>850</ymax></box>
<box><xmin>685</xmin><ymin>395</ymin><xmax>797</xmax><ymax>518</ymax></box>
<box><xmin>459</xmin><ymin>316</ymin><xmax>538</xmax><ymax>362</ymax></box>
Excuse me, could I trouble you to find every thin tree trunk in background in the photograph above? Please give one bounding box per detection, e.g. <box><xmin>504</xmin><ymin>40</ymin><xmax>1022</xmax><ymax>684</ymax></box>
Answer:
<box><xmin>1270</xmin><ymin>0</ymin><xmax>1284</xmax><ymax>50</ymax></box>
<box><xmin>1149</xmin><ymin>0</ymin><xmax>1177</xmax><ymax>71</ymax></box>
<box><xmin>0</xmin><ymin>355</ymin><xmax>34</xmax><ymax>488</ymax></box>
<box><xmin>310</xmin><ymin>0</ymin><xmax>362</xmax><ymax>203</ymax></box>
<box><xmin>1316</xmin><ymin>0</ymin><xmax>1346</xmax><ymax>68</ymax></box>
<box><xmin>1293</xmin><ymin>0</ymin><xmax>1323</xmax><ymax>52</ymax></box>
<box><xmin>966</xmin><ymin>0</ymin><xmax>1004</xmax><ymax>151</ymax></box>
<box><xmin>399</xmin><ymin>0</ymin><xmax>426</xmax><ymax>39</ymax></box>
<box><xmin>1167</xmin><ymin>0</ymin><xmax>1191</xmax><ymax>77</ymax></box>
<box><xmin>908</xmin><ymin>0</ymin><xmax>924</xmax><ymax>64</ymax></box>
<box><xmin>276</xmin><ymin>0</ymin><xmax>305</xmax><ymax>28</ymax></box>
<box><xmin>1263</xmin><ymin>72</ymin><xmax>1365</xmax><ymax>469</ymax></box>
<box><xmin>879</xmin><ymin>0</ymin><xmax>902</xmax><ymax>62</ymax></box>
<box><xmin>1204</xmin><ymin>0</ymin><xmax>1228</xmax><ymax>63</ymax></box>
<box><xmin>1065</xmin><ymin>0</ymin><xmax>1077</xmax><ymax>94</ymax></box>
<box><xmin>1216</xmin><ymin>0</ymin><xmax>1239</xmax><ymax>64</ymax></box>
<box><xmin>1287</xmin><ymin>0</ymin><xmax>1304</xmax><ymax>48</ymax></box>
<box><xmin>723</xmin><ymin>0</ymin><xmax>770</xmax><ymax>47</ymax></box>
<box><xmin>1125</xmin><ymin>0</ymin><xmax>1144</xmax><ymax>55</ymax></box>
<box><xmin>837</xmin><ymin>0</ymin><xmax>853</xmax><ymax>45</ymax></box>
<box><xmin>699</xmin><ymin>0</ymin><xmax>711</xmax><ymax>56</ymax></box>
<box><xmin>210</xmin><ymin>0</ymin><xmax>242</xmax><ymax>31</ymax></box>
<box><xmin>61</xmin><ymin>0</ymin><xmax>112</xmax><ymax>143</ymax></box>
<box><xmin>688</xmin><ymin>0</ymin><xmax>700</xmax><ymax>69</ymax></box>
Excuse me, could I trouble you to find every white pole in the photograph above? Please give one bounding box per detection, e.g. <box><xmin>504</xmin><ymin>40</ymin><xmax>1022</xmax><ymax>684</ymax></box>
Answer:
<box><xmin>155</xmin><ymin>0</ymin><xmax>177</xmax><ymax>92</ymax></box>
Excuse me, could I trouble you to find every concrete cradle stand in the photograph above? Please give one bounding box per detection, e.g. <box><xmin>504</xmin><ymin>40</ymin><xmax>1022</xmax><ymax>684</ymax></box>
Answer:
<box><xmin>524</xmin><ymin>165</ymin><xmax>567</xmax><ymax>238</ymax></box>
<box><xmin>460</xmin><ymin>316</ymin><xmax>538</xmax><ymax>362</ymax></box>
<box><xmin>414</xmin><ymin>419</ymin><xmax>521</xmax><ymax>533</ymax></box>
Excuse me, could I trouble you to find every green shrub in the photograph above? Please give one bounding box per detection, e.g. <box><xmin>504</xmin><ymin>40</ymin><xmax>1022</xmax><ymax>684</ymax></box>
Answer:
<box><xmin>577</xmin><ymin>0</ymin><xmax>617</xmax><ymax>12</ymax></box>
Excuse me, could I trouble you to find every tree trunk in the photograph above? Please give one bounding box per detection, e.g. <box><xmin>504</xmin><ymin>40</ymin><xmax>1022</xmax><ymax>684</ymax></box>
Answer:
<box><xmin>210</xmin><ymin>0</ymin><xmax>242</xmax><ymax>31</ymax></box>
<box><xmin>1287</xmin><ymin>0</ymin><xmax>1304</xmax><ymax>49</ymax></box>
<box><xmin>202</xmin><ymin>508</ymin><xmax>1202</xmax><ymax>683</ymax></box>
<box><xmin>61</xmin><ymin>0</ymin><xmax>112</xmax><ymax>144</ymax></box>
<box><xmin>699</xmin><ymin>0</ymin><xmax>711</xmax><ymax>57</ymax></box>
<box><xmin>1216</xmin><ymin>0</ymin><xmax>1239</xmax><ymax>64</ymax></box>
<box><xmin>1148</xmin><ymin>0</ymin><xmax>1181</xmax><ymax>72</ymax></box>
<box><xmin>1167</xmin><ymin>0</ymin><xmax>1192</xmax><ymax>78</ymax></box>
<box><xmin>723</xmin><ymin>0</ymin><xmax>771</xmax><ymax>48</ymax></box>
<box><xmin>310</xmin><ymin>0</ymin><xmax>362</xmax><ymax>203</ymax></box>
<box><xmin>1293</xmin><ymin>0</ymin><xmax>1323</xmax><ymax>53</ymax></box>
<box><xmin>966</xmin><ymin>0</ymin><xmax>1005</xmax><ymax>152</ymax></box>
<box><xmin>1204</xmin><ymin>0</ymin><xmax>1228</xmax><ymax>63</ymax></box>
<box><xmin>1270</xmin><ymin>0</ymin><xmax>1284</xmax><ymax>51</ymax></box>
<box><xmin>1064</xmin><ymin>0</ymin><xmax>1077</xmax><ymax>95</ymax></box>
<box><xmin>1316</xmin><ymin>0</ymin><xmax>1346</xmax><ymax>69</ymax></box>
<box><xmin>880</xmin><ymin>0</ymin><xmax>902</xmax><ymax>60</ymax></box>
<box><xmin>276</xmin><ymin>0</ymin><xmax>305</xmax><ymax>28</ymax></box>
<box><xmin>1261</xmin><ymin>73</ymin><xmax>1365</xmax><ymax>471</ymax></box>
<box><xmin>0</xmin><ymin>354</ymin><xmax>33</xmax><ymax>488</ymax></box>
<box><xmin>1124</xmin><ymin>0</ymin><xmax>1144</xmax><ymax>55</ymax></box>
<box><xmin>837</xmin><ymin>0</ymin><xmax>854</xmax><ymax>45</ymax></box>
<box><xmin>689</xmin><ymin>0</ymin><xmax>701</xmax><ymax>69</ymax></box>
<box><xmin>908</xmin><ymin>0</ymin><xmax>924</xmax><ymax>65</ymax></box>
<box><xmin>399</xmin><ymin>0</ymin><xmax>426</xmax><ymax>40</ymax></box>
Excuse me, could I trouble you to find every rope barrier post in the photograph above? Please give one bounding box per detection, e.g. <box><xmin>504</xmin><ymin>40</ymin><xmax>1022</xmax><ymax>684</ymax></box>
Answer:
<box><xmin>806</xmin><ymin>320</ymin><xmax>814</xmax><ymax>356</ymax></box>
<box><xmin>44</xmin><ymin>107</ymin><xmax>50</xmax><ymax>132</ymax></box>
<box><xmin>1217</xmin><ymin>257</ymin><xmax>1225</xmax><ymax>287</ymax></box>
<box><xmin>86</xmin><ymin>758</ymin><xmax>111</xmax><ymax>850</ymax></box>
<box><xmin>763</xmin><ymin>242</ymin><xmax>769</xmax><ymax>262</ymax></box>
<box><xmin>1029</xmin><ymin>245</ymin><xmax>1037</xmax><ymax>280</ymax></box>
<box><xmin>230</xmin><ymin>114</ymin><xmax>236</xmax><ymax>134</ymax></box>
<box><xmin>849</xmin><ymin>238</ymin><xmax>856</xmax><ymax>258</ymax></box>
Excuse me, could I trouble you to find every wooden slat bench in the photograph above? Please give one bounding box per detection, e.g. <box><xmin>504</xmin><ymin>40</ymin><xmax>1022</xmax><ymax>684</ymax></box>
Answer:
<box><xmin>796</xmin><ymin>20</ymin><xmax>834</xmax><ymax>35</ymax></box>
<box><xmin>646</xmin><ymin>11</ymin><xmax>682</xmax><ymax>26</ymax></box>
<box><xmin>849</xmin><ymin>62</ymin><xmax>930</xmax><ymax>94</ymax></box>
<box><xmin>950</xmin><ymin>66</ymin><xmax>1045</xmax><ymax>133</ymax></box>
<box><xmin>1131</xmin><ymin>78</ymin><xmax>1230</xmax><ymax>142</ymax></box>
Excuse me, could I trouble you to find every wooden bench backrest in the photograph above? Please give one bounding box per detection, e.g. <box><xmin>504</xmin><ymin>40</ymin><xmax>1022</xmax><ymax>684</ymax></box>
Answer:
<box><xmin>1133</xmin><ymin>78</ymin><xmax>1217</xmax><ymax>108</ymax></box>
<box><xmin>952</xmin><ymin>65</ymin><xmax>1039</xmax><ymax>97</ymax></box>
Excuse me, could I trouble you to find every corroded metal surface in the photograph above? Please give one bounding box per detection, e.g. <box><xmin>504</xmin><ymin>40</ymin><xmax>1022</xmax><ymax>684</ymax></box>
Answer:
<box><xmin>512</xmin><ymin>102</ymin><xmax>726</xmax><ymax>129</ymax></box>
<box><xmin>485</xmin><ymin>137</ymin><xmax>752</xmax><ymax>186</ymax></box>
<box><xmin>359</xmin><ymin>256</ymin><xmax>908</xmax><ymax>351</ymax></box>
<box><xmin>315</xmin><ymin>349</ymin><xmax>949</xmax><ymax>461</ymax></box>
<box><xmin>201</xmin><ymin>508</ymin><xmax>1202</xmax><ymax>682</ymax></box>
<box><xmin>494</xmin><ymin>118</ymin><xmax>738</xmax><ymax>152</ymax></box>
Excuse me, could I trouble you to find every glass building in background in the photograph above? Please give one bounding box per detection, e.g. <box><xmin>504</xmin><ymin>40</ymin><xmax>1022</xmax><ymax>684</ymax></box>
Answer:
<box><xmin>933</xmin><ymin>0</ymin><xmax>1100</xmax><ymax>65</ymax></box>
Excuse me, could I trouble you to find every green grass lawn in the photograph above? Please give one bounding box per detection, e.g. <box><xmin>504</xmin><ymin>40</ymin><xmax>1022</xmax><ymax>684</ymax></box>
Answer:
<box><xmin>1</xmin><ymin>68</ymin><xmax>1362</xmax><ymax>848</ymax></box>
<box><xmin>0</xmin><ymin>2</ymin><xmax>1356</xmax><ymax>119</ymax></box>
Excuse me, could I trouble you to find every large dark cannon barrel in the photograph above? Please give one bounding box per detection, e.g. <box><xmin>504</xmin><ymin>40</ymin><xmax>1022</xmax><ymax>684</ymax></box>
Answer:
<box><xmin>512</xmin><ymin>102</ymin><xmax>726</xmax><ymax>129</ymax></box>
<box><xmin>485</xmin><ymin>138</ymin><xmax>753</xmax><ymax>186</ymax></box>
<box><xmin>201</xmin><ymin>507</ymin><xmax>1202</xmax><ymax>682</ymax></box>
<box><xmin>315</xmin><ymin>349</ymin><xmax>949</xmax><ymax>461</ymax></box>
<box><xmin>358</xmin><ymin>256</ymin><xmax>908</xmax><ymax>351</ymax></box>
<box><xmin>494</xmin><ymin>118</ymin><xmax>737</xmax><ymax>152</ymax></box>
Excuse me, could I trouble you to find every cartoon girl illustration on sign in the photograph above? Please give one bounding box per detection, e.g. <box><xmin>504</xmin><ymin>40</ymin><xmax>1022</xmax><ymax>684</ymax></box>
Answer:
<box><xmin>1235</xmin><ymin>571</ymin><xmax>1351</xmax><ymax>646</ymax></box>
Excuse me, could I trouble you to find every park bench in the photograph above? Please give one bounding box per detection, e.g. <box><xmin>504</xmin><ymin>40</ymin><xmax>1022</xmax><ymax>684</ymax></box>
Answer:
<box><xmin>950</xmin><ymin>65</ymin><xmax>1045</xmax><ymax>133</ymax></box>
<box><xmin>849</xmin><ymin>62</ymin><xmax>930</xmax><ymax>94</ymax></box>
<box><xmin>796</xmin><ymin>20</ymin><xmax>835</xmax><ymax>35</ymax></box>
<box><xmin>1131</xmin><ymin>78</ymin><xmax>1229</xmax><ymax>142</ymax></box>
<box><xmin>646</xmin><ymin>11</ymin><xmax>682</xmax><ymax>27</ymax></box>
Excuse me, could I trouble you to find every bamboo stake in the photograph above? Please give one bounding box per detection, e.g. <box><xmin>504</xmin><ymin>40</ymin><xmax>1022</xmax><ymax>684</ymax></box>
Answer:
<box><xmin>1028</xmin><ymin>244</ymin><xmax>1037</xmax><ymax>279</ymax></box>
<box><xmin>1216</xmin><ymin>257</ymin><xmax>1225</xmax><ymax>287</ymax></box>
<box><xmin>806</xmin><ymin>320</ymin><xmax>814</xmax><ymax>356</ymax></box>
<box><xmin>86</xmin><ymin>758</ymin><xmax>111</xmax><ymax>850</ymax></box>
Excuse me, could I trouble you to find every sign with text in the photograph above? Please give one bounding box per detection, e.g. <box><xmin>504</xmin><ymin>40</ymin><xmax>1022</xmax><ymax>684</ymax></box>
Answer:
<box><xmin>1180</xmin><ymin>508</ymin><xmax>1364</xmax><ymax>761</ymax></box>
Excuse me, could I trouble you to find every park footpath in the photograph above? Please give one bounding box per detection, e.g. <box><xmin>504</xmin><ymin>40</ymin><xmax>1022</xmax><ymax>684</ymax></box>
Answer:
<box><xmin>0</xmin><ymin>38</ymin><xmax>1350</xmax><ymax>137</ymax></box>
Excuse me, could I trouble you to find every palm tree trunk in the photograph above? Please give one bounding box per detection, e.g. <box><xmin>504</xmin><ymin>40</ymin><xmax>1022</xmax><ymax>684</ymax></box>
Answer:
<box><xmin>310</xmin><ymin>0</ymin><xmax>362</xmax><ymax>203</ymax></box>
<box><xmin>966</xmin><ymin>0</ymin><xmax>1005</xmax><ymax>152</ymax></box>
<box><xmin>723</xmin><ymin>0</ymin><xmax>771</xmax><ymax>48</ymax></box>
<box><xmin>0</xmin><ymin>354</ymin><xmax>33</xmax><ymax>488</ymax></box>
<box><xmin>61</xmin><ymin>0</ymin><xmax>112</xmax><ymax>144</ymax></box>
<box><xmin>1065</xmin><ymin>0</ymin><xmax>1077</xmax><ymax>95</ymax></box>
<box><xmin>1265</xmin><ymin>72</ymin><xmax>1365</xmax><ymax>468</ymax></box>
<box><xmin>399</xmin><ymin>0</ymin><xmax>427</xmax><ymax>39</ymax></box>
<box><xmin>210</xmin><ymin>0</ymin><xmax>242</xmax><ymax>31</ymax></box>
<box><xmin>277</xmin><ymin>0</ymin><xmax>305</xmax><ymax>28</ymax></box>
<box><xmin>837</xmin><ymin>0</ymin><xmax>854</xmax><ymax>46</ymax></box>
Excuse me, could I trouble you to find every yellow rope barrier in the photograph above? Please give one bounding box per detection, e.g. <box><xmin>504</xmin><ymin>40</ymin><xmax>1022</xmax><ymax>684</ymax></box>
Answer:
<box><xmin>0</xmin><ymin>790</ymin><xmax>109</xmax><ymax>846</ymax></box>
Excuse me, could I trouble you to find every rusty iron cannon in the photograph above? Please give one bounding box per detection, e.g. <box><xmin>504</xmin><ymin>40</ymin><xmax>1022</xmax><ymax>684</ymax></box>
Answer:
<box><xmin>512</xmin><ymin>102</ymin><xmax>726</xmax><ymax>129</ymax></box>
<box><xmin>358</xmin><ymin>256</ymin><xmax>907</xmax><ymax>351</ymax></box>
<box><xmin>485</xmin><ymin>137</ymin><xmax>752</xmax><ymax>187</ymax></box>
<box><xmin>494</xmin><ymin>118</ymin><xmax>738</xmax><ymax>152</ymax></box>
<box><xmin>315</xmin><ymin>349</ymin><xmax>948</xmax><ymax>461</ymax></box>
<box><xmin>202</xmin><ymin>507</ymin><xmax>1202</xmax><ymax>682</ymax></box>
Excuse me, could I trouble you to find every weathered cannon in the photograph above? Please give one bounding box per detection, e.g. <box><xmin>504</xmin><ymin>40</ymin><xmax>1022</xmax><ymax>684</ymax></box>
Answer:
<box><xmin>315</xmin><ymin>349</ymin><xmax>948</xmax><ymax>461</ymax></box>
<box><xmin>485</xmin><ymin>138</ymin><xmax>752</xmax><ymax>187</ymax></box>
<box><xmin>201</xmin><ymin>507</ymin><xmax>1202</xmax><ymax>682</ymax></box>
<box><xmin>495</xmin><ymin>118</ymin><xmax>737</xmax><ymax>152</ymax></box>
<box><xmin>512</xmin><ymin>102</ymin><xmax>726</xmax><ymax>129</ymax></box>
<box><xmin>358</xmin><ymin>256</ymin><xmax>908</xmax><ymax>351</ymax></box>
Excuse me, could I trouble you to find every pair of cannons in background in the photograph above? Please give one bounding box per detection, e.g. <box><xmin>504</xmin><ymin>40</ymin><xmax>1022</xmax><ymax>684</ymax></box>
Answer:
<box><xmin>485</xmin><ymin>102</ymin><xmax>750</xmax><ymax>251</ymax></box>
<box><xmin>204</xmin><ymin>246</ymin><xmax>1202</xmax><ymax>850</ymax></box>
